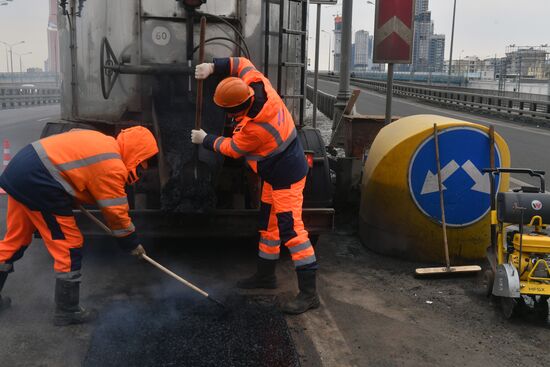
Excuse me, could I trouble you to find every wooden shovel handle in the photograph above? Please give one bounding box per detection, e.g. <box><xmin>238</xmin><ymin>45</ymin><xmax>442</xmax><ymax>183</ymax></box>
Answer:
<box><xmin>195</xmin><ymin>16</ymin><xmax>206</xmax><ymax>130</ymax></box>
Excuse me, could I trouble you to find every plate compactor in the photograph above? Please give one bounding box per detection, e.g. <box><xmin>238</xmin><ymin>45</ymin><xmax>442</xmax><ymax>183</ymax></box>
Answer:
<box><xmin>484</xmin><ymin>168</ymin><xmax>550</xmax><ymax>319</ymax></box>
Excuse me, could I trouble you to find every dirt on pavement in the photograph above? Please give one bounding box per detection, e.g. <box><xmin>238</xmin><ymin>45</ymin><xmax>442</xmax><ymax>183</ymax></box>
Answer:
<box><xmin>289</xmin><ymin>231</ymin><xmax>550</xmax><ymax>367</ymax></box>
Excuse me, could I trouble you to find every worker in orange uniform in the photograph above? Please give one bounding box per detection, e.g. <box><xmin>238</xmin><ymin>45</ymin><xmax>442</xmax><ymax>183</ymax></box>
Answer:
<box><xmin>0</xmin><ymin>126</ymin><xmax>158</xmax><ymax>325</ymax></box>
<box><xmin>192</xmin><ymin>57</ymin><xmax>319</xmax><ymax>314</ymax></box>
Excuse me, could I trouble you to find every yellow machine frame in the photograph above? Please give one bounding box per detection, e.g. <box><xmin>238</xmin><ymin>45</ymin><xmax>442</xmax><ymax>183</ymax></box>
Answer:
<box><xmin>485</xmin><ymin>167</ymin><xmax>550</xmax><ymax>318</ymax></box>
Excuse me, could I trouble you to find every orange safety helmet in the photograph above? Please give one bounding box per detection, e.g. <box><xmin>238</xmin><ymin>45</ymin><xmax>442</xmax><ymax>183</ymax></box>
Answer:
<box><xmin>213</xmin><ymin>77</ymin><xmax>255</xmax><ymax>113</ymax></box>
<box><xmin>116</xmin><ymin>126</ymin><xmax>159</xmax><ymax>184</ymax></box>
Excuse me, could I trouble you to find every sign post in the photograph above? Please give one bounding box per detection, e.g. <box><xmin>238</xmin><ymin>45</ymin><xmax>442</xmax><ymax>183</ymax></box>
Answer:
<box><xmin>373</xmin><ymin>0</ymin><xmax>415</xmax><ymax>124</ymax></box>
<box><xmin>310</xmin><ymin>1</ymin><xmax>337</xmax><ymax>128</ymax></box>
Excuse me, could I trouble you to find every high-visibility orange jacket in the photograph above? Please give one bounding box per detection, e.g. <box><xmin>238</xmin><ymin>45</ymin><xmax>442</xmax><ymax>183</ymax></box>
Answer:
<box><xmin>0</xmin><ymin>128</ymin><xmax>158</xmax><ymax>249</ymax></box>
<box><xmin>203</xmin><ymin>57</ymin><xmax>308</xmax><ymax>188</ymax></box>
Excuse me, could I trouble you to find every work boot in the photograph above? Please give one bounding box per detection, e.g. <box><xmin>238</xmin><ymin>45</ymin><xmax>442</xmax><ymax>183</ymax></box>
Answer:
<box><xmin>281</xmin><ymin>269</ymin><xmax>320</xmax><ymax>315</ymax></box>
<box><xmin>54</xmin><ymin>278</ymin><xmax>97</xmax><ymax>326</ymax></box>
<box><xmin>0</xmin><ymin>271</ymin><xmax>11</xmax><ymax>314</ymax></box>
<box><xmin>237</xmin><ymin>258</ymin><xmax>277</xmax><ymax>289</ymax></box>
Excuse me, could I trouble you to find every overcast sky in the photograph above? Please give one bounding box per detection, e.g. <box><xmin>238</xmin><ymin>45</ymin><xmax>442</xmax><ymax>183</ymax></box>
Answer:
<box><xmin>309</xmin><ymin>0</ymin><xmax>550</xmax><ymax>70</ymax></box>
<box><xmin>0</xmin><ymin>0</ymin><xmax>548</xmax><ymax>72</ymax></box>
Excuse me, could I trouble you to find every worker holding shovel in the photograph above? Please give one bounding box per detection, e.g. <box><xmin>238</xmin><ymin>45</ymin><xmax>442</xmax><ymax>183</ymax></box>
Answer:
<box><xmin>0</xmin><ymin>126</ymin><xmax>158</xmax><ymax>325</ymax></box>
<box><xmin>192</xmin><ymin>57</ymin><xmax>319</xmax><ymax>315</ymax></box>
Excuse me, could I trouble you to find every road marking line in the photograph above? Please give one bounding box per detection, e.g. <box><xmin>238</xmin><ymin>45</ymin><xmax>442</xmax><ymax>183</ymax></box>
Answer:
<box><xmin>37</xmin><ymin>117</ymin><xmax>53</xmax><ymax>122</ymax></box>
<box><xmin>299</xmin><ymin>294</ymin><xmax>356</xmax><ymax>367</ymax></box>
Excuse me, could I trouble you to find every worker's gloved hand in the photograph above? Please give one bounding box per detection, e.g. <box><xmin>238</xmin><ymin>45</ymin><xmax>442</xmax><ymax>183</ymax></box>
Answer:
<box><xmin>131</xmin><ymin>244</ymin><xmax>146</xmax><ymax>258</ymax></box>
<box><xmin>191</xmin><ymin>129</ymin><xmax>207</xmax><ymax>144</ymax></box>
<box><xmin>195</xmin><ymin>63</ymin><xmax>214</xmax><ymax>80</ymax></box>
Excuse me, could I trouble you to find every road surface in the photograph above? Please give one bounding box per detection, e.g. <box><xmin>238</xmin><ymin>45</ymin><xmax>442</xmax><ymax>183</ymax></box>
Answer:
<box><xmin>1</xmin><ymin>104</ymin><xmax>550</xmax><ymax>366</ymax></box>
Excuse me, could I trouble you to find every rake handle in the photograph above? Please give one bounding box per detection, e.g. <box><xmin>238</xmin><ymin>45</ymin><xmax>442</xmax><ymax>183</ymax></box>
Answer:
<box><xmin>78</xmin><ymin>204</ymin><xmax>111</xmax><ymax>234</ymax></box>
<box><xmin>141</xmin><ymin>254</ymin><xmax>209</xmax><ymax>298</ymax></box>
<box><xmin>77</xmin><ymin>204</ymin><xmax>214</xmax><ymax>301</ymax></box>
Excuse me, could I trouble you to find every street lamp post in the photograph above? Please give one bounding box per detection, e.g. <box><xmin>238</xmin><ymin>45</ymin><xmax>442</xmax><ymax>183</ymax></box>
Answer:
<box><xmin>312</xmin><ymin>3</ymin><xmax>322</xmax><ymax>128</ymax></box>
<box><xmin>14</xmin><ymin>51</ymin><xmax>31</xmax><ymax>83</ymax></box>
<box><xmin>322</xmin><ymin>30</ymin><xmax>332</xmax><ymax>72</ymax></box>
<box><xmin>3</xmin><ymin>45</ymin><xmax>8</xmax><ymax>73</ymax></box>
<box><xmin>0</xmin><ymin>40</ymin><xmax>25</xmax><ymax>84</ymax></box>
<box><xmin>447</xmin><ymin>0</ymin><xmax>457</xmax><ymax>87</ymax></box>
<box><xmin>459</xmin><ymin>49</ymin><xmax>464</xmax><ymax>82</ymax></box>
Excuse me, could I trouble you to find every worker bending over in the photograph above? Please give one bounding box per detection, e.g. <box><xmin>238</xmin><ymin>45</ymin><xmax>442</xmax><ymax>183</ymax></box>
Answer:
<box><xmin>0</xmin><ymin>127</ymin><xmax>158</xmax><ymax>325</ymax></box>
<box><xmin>192</xmin><ymin>57</ymin><xmax>319</xmax><ymax>314</ymax></box>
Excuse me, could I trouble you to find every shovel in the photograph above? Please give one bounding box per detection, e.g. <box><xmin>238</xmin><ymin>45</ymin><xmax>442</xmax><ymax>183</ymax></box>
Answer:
<box><xmin>77</xmin><ymin>204</ymin><xmax>226</xmax><ymax>308</ymax></box>
<box><xmin>183</xmin><ymin>15</ymin><xmax>210</xmax><ymax>182</ymax></box>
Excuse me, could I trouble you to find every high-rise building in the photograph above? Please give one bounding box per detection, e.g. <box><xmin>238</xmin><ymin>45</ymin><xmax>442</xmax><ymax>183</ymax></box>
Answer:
<box><xmin>46</xmin><ymin>0</ymin><xmax>60</xmax><ymax>73</ymax></box>
<box><xmin>428</xmin><ymin>34</ymin><xmax>445</xmax><ymax>72</ymax></box>
<box><xmin>416</xmin><ymin>0</ymin><xmax>429</xmax><ymax>14</ymax></box>
<box><xmin>333</xmin><ymin>16</ymin><xmax>342</xmax><ymax>73</ymax></box>
<box><xmin>412</xmin><ymin>4</ymin><xmax>432</xmax><ymax>72</ymax></box>
<box><xmin>410</xmin><ymin>0</ymin><xmax>445</xmax><ymax>73</ymax></box>
<box><xmin>354</xmin><ymin>30</ymin><xmax>369</xmax><ymax>71</ymax></box>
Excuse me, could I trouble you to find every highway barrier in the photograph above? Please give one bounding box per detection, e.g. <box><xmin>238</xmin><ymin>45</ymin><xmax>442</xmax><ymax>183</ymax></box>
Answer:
<box><xmin>0</xmin><ymin>86</ymin><xmax>60</xmax><ymax>110</ymax></box>
<box><xmin>308</xmin><ymin>75</ymin><xmax>550</xmax><ymax>124</ymax></box>
<box><xmin>306</xmin><ymin>85</ymin><xmax>336</xmax><ymax>120</ymax></box>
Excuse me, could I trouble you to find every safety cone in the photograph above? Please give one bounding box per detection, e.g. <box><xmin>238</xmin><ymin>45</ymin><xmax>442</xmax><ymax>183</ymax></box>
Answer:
<box><xmin>0</xmin><ymin>138</ymin><xmax>10</xmax><ymax>195</ymax></box>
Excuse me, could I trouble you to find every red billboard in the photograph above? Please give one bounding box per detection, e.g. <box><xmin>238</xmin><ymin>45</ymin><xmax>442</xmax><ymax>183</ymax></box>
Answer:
<box><xmin>373</xmin><ymin>0</ymin><xmax>416</xmax><ymax>64</ymax></box>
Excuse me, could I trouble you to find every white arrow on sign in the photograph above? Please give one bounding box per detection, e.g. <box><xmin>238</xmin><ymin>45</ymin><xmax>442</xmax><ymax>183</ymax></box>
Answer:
<box><xmin>461</xmin><ymin>160</ymin><xmax>491</xmax><ymax>194</ymax></box>
<box><xmin>421</xmin><ymin>160</ymin><xmax>460</xmax><ymax>195</ymax></box>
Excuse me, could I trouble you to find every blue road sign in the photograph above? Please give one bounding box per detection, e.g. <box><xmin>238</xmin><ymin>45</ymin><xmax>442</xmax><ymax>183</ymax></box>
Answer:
<box><xmin>409</xmin><ymin>127</ymin><xmax>501</xmax><ymax>227</ymax></box>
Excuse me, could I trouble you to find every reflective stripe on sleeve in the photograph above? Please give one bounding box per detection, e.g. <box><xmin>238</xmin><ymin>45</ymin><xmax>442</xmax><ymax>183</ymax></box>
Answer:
<box><xmin>31</xmin><ymin>141</ymin><xmax>76</xmax><ymax>196</ymax></box>
<box><xmin>97</xmin><ymin>196</ymin><xmax>128</xmax><ymax>208</ymax></box>
<box><xmin>56</xmin><ymin>153</ymin><xmax>121</xmax><ymax>171</ymax></box>
<box><xmin>214</xmin><ymin>137</ymin><xmax>226</xmax><ymax>152</ymax></box>
<box><xmin>231</xmin><ymin>57</ymin><xmax>240</xmax><ymax>76</ymax></box>
<box><xmin>111</xmin><ymin>223</ymin><xmax>136</xmax><ymax>237</ymax></box>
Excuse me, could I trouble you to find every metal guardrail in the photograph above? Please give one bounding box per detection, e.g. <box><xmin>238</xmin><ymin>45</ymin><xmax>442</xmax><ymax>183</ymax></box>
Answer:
<box><xmin>438</xmin><ymin>83</ymin><xmax>550</xmax><ymax>103</ymax></box>
<box><xmin>315</xmin><ymin>74</ymin><xmax>550</xmax><ymax>123</ymax></box>
<box><xmin>326</xmin><ymin>72</ymin><xmax>550</xmax><ymax>102</ymax></box>
<box><xmin>0</xmin><ymin>87</ymin><xmax>61</xmax><ymax>110</ymax></box>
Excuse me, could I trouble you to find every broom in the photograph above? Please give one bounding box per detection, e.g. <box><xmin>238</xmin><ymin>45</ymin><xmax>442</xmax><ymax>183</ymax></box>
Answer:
<box><xmin>415</xmin><ymin>124</ymin><xmax>481</xmax><ymax>276</ymax></box>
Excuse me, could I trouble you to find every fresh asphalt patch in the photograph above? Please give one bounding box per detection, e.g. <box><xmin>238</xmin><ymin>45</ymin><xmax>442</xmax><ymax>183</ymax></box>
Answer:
<box><xmin>83</xmin><ymin>294</ymin><xmax>300</xmax><ymax>367</ymax></box>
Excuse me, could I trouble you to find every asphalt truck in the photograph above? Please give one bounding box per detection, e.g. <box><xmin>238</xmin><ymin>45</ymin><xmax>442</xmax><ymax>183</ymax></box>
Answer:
<box><xmin>45</xmin><ymin>0</ymin><xmax>334</xmax><ymax>238</ymax></box>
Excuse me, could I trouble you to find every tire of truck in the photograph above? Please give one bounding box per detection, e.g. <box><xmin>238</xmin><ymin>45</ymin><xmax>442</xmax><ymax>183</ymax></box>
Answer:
<box><xmin>298</xmin><ymin>127</ymin><xmax>333</xmax><ymax>208</ymax></box>
<box><xmin>40</xmin><ymin>121</ymin><xmax>98</xmax><ymax>139</ymax></box>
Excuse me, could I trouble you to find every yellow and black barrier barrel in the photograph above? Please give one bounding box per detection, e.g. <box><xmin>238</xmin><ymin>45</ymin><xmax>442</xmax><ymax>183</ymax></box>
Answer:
<box><xmin>359</xmin><ymin>115</ymin><xmax>510</xmax><ymax>262</ymax></box>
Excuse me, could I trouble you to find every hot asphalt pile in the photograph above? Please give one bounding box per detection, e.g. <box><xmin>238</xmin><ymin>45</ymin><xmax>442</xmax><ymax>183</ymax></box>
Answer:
<box><xmin>83</xmin><ymin>295</ymin><xmax>300</xmax><ymax>367</ymax></box>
